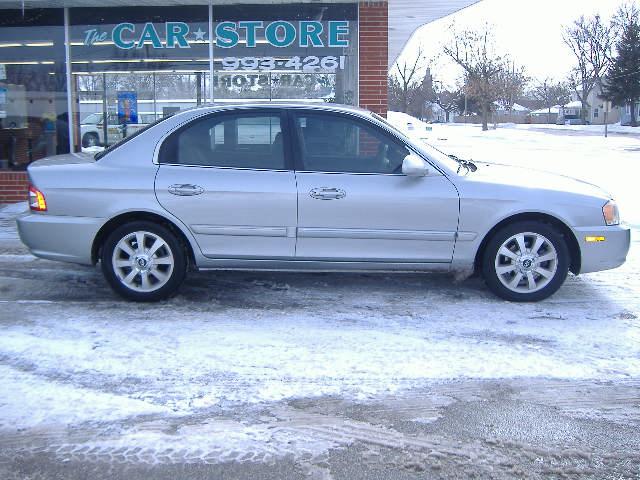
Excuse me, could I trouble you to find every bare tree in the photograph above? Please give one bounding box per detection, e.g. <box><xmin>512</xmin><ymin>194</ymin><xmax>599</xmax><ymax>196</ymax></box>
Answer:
<box><xmin>531</xmin><ymin>79</ymin><xmax>572</xmax><ymax>123</ymax></box>
<box><xmin>431</xmin><ymin>83</ymin><xmax>460</xmax><ymax>122</ymax></box>
<box><xmin>563</xmin><ymin>15</ymin><xmax>615</xmax><ymax>123</ymax></box>
<box><xmin>391</xmin><ymin>47</ymin><xmax>426</xmax><ymax>113</ymax></box>
<box><xmin>494</xmin><ymin>63</ymin><xmax>529</xmax><ymax>113</ymax></box>
<box><xmin>443</xmin><ymin>23</ymin><xmax>506</xmax><ymax>131</ymax></box>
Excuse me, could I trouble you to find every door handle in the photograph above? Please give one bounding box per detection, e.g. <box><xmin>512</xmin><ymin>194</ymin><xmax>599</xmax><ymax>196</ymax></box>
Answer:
<box><xmin>309</xmin><ymin>187</ymin><xmax>346</xmax><ymax>200</ymax></box>
<box><xmin>168</xmin><ymin>184</ymin><xmax>204</xmax><ymax>196</ymax></box>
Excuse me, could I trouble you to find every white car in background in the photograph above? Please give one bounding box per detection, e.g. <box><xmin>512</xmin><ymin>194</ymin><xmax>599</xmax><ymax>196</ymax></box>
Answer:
<box><xmin>80</xmin><ymin>112</ymin><xmax>156</xmax><ymax>148</ymax></box>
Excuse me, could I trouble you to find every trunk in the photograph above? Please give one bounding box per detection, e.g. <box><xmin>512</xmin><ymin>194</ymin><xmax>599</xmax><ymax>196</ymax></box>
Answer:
<box><xmin>580</xmin><ymin>99</ymin><xmax>589</xmax><ymax>124</ymax></box>
<box><xmin>481</xmin><ymin>101</ymin><xmax>489</xmax><ymax>131</ymax></box>
<box><xmin>402</xmin><ymin>87</ymin><xmax>408</xmax><ymax>113</ymax></box>
<box><xmin>631</xmin><ymin>101</ymin><xmax>638</xmax><ymax>127</ymax></box>
<box><xmin>445</xmin><ymin>110</ymin><xmax>450</xmax><ymax>123</ymax></box>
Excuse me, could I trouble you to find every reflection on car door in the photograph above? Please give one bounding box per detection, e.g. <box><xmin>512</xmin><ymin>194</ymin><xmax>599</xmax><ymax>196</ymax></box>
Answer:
<box><xmin>291</xmin><ymin>111</ymin><xmax>460</xmax><ymax>263</ymax></box>
<box><xmin>155</xmin><ymin>109</ymin><xmax>297</xmax><ymax>259</ymax></box>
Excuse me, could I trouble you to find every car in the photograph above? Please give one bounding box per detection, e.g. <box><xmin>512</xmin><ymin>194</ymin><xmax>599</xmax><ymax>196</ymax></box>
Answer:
<box><xmin>17</xmin><ymin>102</ymin><xmax>630</xmax><ymax>302</ymax></box>
<box><xmin>80</xmin><ymin>112</ymin><xmax>156</xmax><ymax>148</ymax></box>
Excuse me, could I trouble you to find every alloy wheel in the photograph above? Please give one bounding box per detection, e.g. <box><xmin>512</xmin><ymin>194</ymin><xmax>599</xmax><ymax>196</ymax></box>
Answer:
<box><xmin>494</xmin><ymin>231</ymin><xmax>558</xmax><ymax>293</ymax></box>
<box><xmin>111</xmin><ymin>230</ymin><xmax>175</xmax><ymax>293</ymax></box>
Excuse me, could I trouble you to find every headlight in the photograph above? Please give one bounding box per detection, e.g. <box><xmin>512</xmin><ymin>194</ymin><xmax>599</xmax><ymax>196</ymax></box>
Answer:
<box><xmin>602</xmin><ymin>200</ymin><xmax>620</xmax><ymax>226</ymax></box>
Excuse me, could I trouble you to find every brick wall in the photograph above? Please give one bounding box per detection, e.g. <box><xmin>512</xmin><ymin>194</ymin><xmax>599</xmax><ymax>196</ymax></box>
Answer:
<box><xmin>0</xmin><ymin>171</ymin><xmax>28</xmax><ymax>204</ymax></box>
<box><xmin>358</xmin><ymin>1</ymin><xmax>388</xmax><ymax>117</ymax></box>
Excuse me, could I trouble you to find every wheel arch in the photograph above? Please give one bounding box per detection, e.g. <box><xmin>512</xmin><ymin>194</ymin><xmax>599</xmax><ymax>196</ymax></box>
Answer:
<box><xmin>474</xmin><ymin>212</ymin><xmax>581</xmax><ymax>275</ymax></box>
<box><xmin>91</xmin><ymin>210</ymin><xmax>196</xmax><ymax>268</ymax></box>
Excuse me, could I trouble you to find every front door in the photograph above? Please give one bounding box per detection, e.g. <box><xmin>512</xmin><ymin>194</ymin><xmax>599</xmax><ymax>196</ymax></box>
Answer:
<box><xmin>292</xmin><ymin>111</ymin><xmax>459</xmax><ymax>263</ymax></box>
<box><xmin>155</xmin><ymin>109</ymin><xmax>297</xmax><ymax>259</ymax></box>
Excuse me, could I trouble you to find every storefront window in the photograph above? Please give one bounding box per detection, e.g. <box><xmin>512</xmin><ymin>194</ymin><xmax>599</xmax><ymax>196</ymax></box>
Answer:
<box><xmin>69</xmin><ymin>6</ymin><xmax>210</xmax><ymax>150</ymax></box>
<box><xmin>212</xmin><ymin>4</ymin><xmax>358</xmax><ymax>104</ymax></box>
<box><xmin>0</xmin><ymin>9</ymin><xmax>69</xmax><ymax>170</ymax></box>
<box><xmin>1</xmin><ymin>3</ymin><xmax>360</xmax><ymax>159</ymax></box>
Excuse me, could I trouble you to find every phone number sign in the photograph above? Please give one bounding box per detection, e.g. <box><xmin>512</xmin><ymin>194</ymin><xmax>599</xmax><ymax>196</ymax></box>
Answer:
<box><xmin>222</xmin><ymin>55</ymin><xmax>346</xmax><ymax>72</ymax></box>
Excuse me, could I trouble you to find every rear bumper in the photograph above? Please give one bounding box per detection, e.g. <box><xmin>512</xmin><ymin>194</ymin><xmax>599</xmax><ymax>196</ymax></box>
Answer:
<box><xmin>16</xmin><ymin>213</ymin><xmax>104</xmax><ymax>265</ymax></box>
<box><xmin>573</xmin><ymin>224</ymin><xmax>631</xmax><ymax>274</ymax></box>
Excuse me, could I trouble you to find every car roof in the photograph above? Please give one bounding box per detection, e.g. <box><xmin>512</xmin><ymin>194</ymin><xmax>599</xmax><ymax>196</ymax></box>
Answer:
<box><xmin>171</xmin><ymin>101</ymin><xmax>373</xmax><ymax>120</ymax></box>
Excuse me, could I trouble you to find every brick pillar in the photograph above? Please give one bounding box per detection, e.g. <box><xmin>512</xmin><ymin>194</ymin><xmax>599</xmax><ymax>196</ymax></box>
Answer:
<box><xmin>358</xmin><ymin>1</ymin><xmax>388</xmax><ymax>117</ymax></box>
<box><xmin>0</xmin><ymin>171</ymin><xmax>29</xmax><ymax>204</ymax></box>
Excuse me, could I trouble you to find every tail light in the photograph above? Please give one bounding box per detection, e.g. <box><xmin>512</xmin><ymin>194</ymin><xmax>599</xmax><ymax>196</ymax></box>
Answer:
<box><xmin>28</xmin><ymin>184</ymin><xmax>47</xmax><ymax>212</ymax></box>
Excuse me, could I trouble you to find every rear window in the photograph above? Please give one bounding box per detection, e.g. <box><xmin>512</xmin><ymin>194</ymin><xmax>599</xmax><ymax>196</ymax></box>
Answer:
<box><xmin>94</xmin><ymin>113</ymin><xmax>175</xmax><ymax>161</ymax></box>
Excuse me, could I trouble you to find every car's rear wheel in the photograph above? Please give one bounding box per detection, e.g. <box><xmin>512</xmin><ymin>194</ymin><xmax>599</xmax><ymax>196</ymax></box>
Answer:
<box><xmin>82</xmin><ymin>132</ymin><xmax>100</xmax><ymax>148</ymax></box>
<box><xmin>482</xmin><ymin>221</ymin><xmax>569</xmax><ymax>302</ymax></box>
<box><xmin>101</xmin><ymin>221</ymin><xmax>187</xmax><ymax>301</ymax></box>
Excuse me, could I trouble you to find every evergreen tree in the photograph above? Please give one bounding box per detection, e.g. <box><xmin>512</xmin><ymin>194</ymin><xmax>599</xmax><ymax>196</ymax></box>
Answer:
<box><xmin>603</xmin><ymin>7</ymin><xmax>640</xmax><ymax>127</ymax></box>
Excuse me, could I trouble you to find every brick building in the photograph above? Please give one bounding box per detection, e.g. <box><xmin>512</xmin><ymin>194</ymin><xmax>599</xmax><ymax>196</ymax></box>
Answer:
<box><xmin>0</xmin><ymin>0</ymin><xmax>478</xmax><ymax>203</ymax></box>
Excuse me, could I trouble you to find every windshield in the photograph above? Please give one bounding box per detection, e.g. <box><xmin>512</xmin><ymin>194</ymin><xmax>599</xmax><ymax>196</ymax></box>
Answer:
<box><xmin>82</xmin><ymin>113</ymin><xmax>103</xmax><ymax>125</ymax></box>
<box><xmin>371</xmin><ymin>113</ymin><xmax>463</xmax><ymax>174</ymax></box>
<box><xmin>94</xmin><ymin>113</ymin><xmax>175</xmax><ymax>161</ymax></box>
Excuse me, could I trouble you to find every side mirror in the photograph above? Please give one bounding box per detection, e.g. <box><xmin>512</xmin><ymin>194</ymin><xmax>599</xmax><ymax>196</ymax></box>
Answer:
<box><xmin>402</xmin><ymin>154</ymin><xmax>429</xmax><ymax>177</ymax></box>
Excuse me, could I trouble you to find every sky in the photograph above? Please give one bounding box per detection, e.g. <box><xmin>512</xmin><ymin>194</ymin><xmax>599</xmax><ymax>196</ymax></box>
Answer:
<box><xmin>395</xmin><ymin>0</ymin><xmax>637</xmax><ymax>89</ymax></box>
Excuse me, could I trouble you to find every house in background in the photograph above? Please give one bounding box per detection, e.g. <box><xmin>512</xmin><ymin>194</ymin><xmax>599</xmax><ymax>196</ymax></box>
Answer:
<box><xmin>530</xmin><ymin>105</ymin><xmax>560</xmax><ymax>124</ymax></box>
<box><xmin>493</xmin><ymin>102</ymin><xmax>530</xmax><ymax>123</ymax></box>
<box><xmin>620</xmin><ymin>101</ymin><xmax>640</xmax><ymax>126</ymax></box>
<box><xmin>423</xmin><ymin>102</ymin><xmax>458</xmax><ymax>123</ymax></box>
<box><xmin>558</xmin><ymin>81</ymin><xmax>621</xmax><ymax>125</ymax></box>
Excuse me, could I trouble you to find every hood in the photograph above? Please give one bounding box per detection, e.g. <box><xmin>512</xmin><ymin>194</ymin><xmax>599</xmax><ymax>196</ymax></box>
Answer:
<box><xmin>29</xmin><ymin>152</ymin><xmax>95</xmax><ymax>168</ymax></box>
<box><xmin>469</xmin><ymin>162</ymin><xmax>611</xmax><ymax>201</ymax></box>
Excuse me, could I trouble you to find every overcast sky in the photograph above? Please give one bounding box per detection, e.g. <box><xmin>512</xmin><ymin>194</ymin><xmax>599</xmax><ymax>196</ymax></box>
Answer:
<box><xmin>396</xmin><ymin>0</ymin><xmax>637</xmax><ymax>89</ymax></box>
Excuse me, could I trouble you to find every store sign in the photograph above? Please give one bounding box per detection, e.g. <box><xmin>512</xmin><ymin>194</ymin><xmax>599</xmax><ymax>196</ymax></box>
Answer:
<box><xmin>213</xmin><ymin>73</ymin><xmax>320</xmax><ymax>88</ymax></box>
<box><xmin>84</xmin><ymin>20</ymin><xmax>350</xmax><ymax>49</ymax></box>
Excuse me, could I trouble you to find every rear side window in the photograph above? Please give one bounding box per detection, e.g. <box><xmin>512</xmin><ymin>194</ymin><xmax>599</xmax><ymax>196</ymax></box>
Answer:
<box><xmin>160</xmin><ymin>111</ymin><xmax>285</xmax><ymax>170</ymax></box>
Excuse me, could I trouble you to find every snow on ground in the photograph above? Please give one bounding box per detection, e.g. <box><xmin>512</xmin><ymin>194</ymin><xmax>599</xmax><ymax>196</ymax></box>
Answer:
<box><xmin>0</xmin><ymin>201</ymin><xmax>26</xmax><ymax>241</ymax></box>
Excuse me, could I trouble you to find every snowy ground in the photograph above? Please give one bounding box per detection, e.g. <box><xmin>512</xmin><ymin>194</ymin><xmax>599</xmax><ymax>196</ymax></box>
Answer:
<box><xmin>1</xmin><ymin>123</ymin><xmax>639</xmax><ymax>478</ymax></box>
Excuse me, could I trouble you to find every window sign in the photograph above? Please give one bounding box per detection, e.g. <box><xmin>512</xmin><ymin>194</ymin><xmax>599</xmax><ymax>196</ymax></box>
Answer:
<box><xmin>117</xmin><ymin>91</ymin><xmax>138</xmax><ymax>124</ymax></box>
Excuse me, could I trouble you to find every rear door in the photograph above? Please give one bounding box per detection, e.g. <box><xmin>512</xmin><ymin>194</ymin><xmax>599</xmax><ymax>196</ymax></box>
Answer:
<box><xmin>291</xmin><ymin>110</ymin><xmax>460</xmax><ymax>263</ymax></box>
<box><xmin>155</xmin><ymin>109</ymin><xmax>297</xmax><ymax>259</ymax></box>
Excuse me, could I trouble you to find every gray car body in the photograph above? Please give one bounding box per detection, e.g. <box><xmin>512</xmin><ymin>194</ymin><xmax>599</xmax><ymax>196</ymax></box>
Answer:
<box><xmin>17</xmin><ymin>102</ymin><xmax>630</xmax><ymax>279</ymax></box>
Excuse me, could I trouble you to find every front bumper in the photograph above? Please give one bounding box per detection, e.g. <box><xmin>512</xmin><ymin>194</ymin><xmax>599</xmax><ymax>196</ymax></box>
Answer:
<box><xmin>17</xmin><ymin>213</ymin><xmax>104</xmax><ymax>265</ymax></box>
<box><xmin>573</xmin><ymin>224</ymin><xmax>631</xmax><ymax>274</ymax></box>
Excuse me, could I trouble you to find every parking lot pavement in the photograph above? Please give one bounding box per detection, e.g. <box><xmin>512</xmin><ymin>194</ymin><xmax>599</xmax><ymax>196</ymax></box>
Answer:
<box><xmin>0</xmin><ymin>204</ymin><xmax>639</xmax><ymax>479</ymax></box>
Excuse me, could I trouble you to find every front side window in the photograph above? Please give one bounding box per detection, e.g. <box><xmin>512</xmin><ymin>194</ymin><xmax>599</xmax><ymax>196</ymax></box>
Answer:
<box><xmin>293</xmin><ymin>113</ymin><xmax>409</xmax><ymax>174</ymax></box>
<box><xmin>160</xmin><ymin>111</ymin><xmax>285</xmax><ymax>169</ymax></box>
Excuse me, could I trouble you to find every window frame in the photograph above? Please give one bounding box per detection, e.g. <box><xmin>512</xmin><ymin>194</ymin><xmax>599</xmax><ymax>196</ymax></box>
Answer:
<box><xmin>287</xmin><ymin>109</ymin><xmax>411</xmax><ymax>175</ymax></box>
<box><xmin>158</xmin><ymin>108</ymin><xmax>293</xmax><ymax>171</ymax></box>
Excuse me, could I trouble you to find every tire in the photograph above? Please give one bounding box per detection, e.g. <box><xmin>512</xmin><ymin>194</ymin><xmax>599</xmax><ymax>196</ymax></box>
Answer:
<box><xmin>82</xmin><ymin>132</ymin><xmax>100</xmax><ymax>148</ymax></box>
<box><xmin>101</xmin><ymin>221</ymin><xmax>187</xmax><ymax>302</ymax></box>
<box><xmin>482</xmin><ymin>221</ymin><xmax>569</xmax><ymax>302</ymax></box>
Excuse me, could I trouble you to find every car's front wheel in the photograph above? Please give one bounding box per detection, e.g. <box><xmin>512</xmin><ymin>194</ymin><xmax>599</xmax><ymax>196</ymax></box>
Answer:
<box><xmin>482</xmin><ymin>221</ymin><xmax>569</xmax><ymax>302</ymax></box>
<box><xmin>101</xmin><ymin>221</ymin><xmax>187</xmax><ymax>301</ymax></box>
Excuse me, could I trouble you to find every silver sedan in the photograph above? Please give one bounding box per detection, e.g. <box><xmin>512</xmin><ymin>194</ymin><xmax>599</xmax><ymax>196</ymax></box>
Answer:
<box><xmin>17</xmin><ymin>103</ymin><xmax>630</xmax><ymax>302</ymax></box>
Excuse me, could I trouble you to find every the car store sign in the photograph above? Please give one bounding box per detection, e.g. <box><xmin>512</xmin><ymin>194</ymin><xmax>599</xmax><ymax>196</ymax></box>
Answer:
<box><xmin>83</xmin><ymin>20</ymin><xmax>350</xmax><ymax>49</ymax></box>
